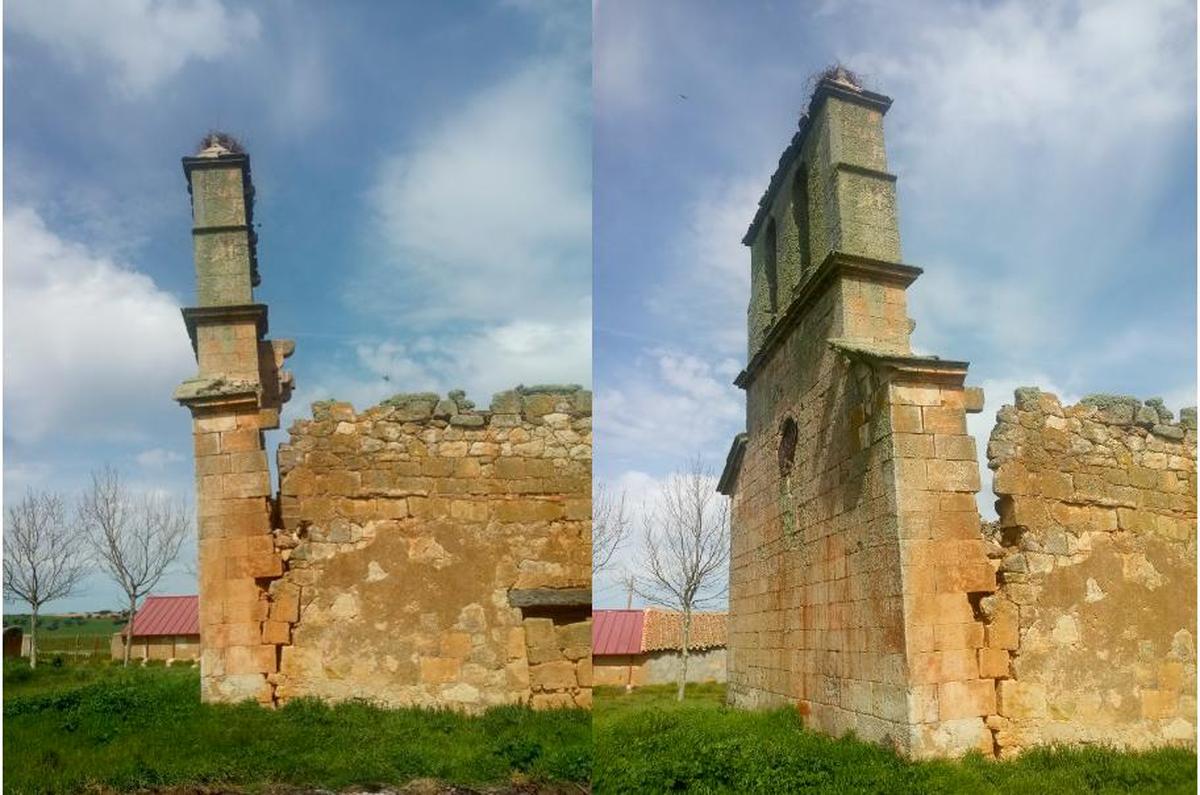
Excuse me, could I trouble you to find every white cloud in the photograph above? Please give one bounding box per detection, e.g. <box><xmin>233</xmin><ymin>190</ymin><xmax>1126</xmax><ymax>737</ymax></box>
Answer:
<box><xmin>594</xmin><ymin>1</ymin><xmax>653</xmax><ymax>115</ymax></box>
<box><xmin>135</xmin><ymin>448</ymin><xmax>186</xmax><ymax>469</ymax></box>
<box><xmin>3</xmin><ymin>206</ymin><xmax>194</xmax><ymax>443</ymax></box>
<box><xmin>7</xmin><ymin>0</ymin><xmax>261</xmax><ymax>97</ymax></box>
<box><xmin>853</xmin><ymin>0</ymin><xmax>1194</xmax><ymax>193</ymax></box>
<box><xmin>906</xmin><ymin>261</ymin><xmax>1060</xmax><ymax>357</ymax></box>
<box><xmin>362</xmin><ymin>57</ymin><xmax>590</xmax><ymax>327</ymax></box>
<box><xmin>595</xmin><ymin>349</ymin><xmax>742</xmax><ymax>474</ymax></box>
<box><xmin>648</xmin><ymin>178</ymin><xmax>763</xmax><ymax>356</ymax></box>
<box><xmin>281</xmin><ymin>312</ymin><xmax>591</xmax><ymax>427</ymax></box>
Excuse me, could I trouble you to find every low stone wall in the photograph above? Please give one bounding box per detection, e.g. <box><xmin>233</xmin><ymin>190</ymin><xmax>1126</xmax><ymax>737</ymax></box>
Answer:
<box><xmin>984</xmin><ymin>390</ymin><xmax>1197</xmax><ymax>755</ymax></box>
<box><xmin>270</xmin><ymin>387</ymin><xmax>592</xmax><ymax>711</ymax></box>
<box><xmin>594</xmin><ymin>648</ymin><xmax>727</xmax><ymax>687</ymax></box>
<box><xmin>111</xmin><ymin>634</ymin><xmax>201</xmax><ymax>661</ymax></box>
<box><xmin>642</xmin><ymin>647</ymin><xmax>727</xmax><ymax>685</ymax></box>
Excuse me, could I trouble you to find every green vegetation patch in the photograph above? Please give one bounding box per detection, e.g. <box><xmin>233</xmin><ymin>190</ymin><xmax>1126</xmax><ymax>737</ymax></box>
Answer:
<box><xmin>593</xmin><ymin>684</ymin><xmax>1197</xmax><ymax>794</ymax></box>
<box><xmin>4</xmin><ymin>613</ymin><xmax>125</xmax><ymax>638</ymax></box>
<box><xmin>3</xmin><ymin>660</ymin><xmax>589</xmax><ymax>794</ymax></box>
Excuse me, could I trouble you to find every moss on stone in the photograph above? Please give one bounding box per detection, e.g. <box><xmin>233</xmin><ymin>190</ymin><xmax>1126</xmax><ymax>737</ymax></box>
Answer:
<box><xmin>379</xmin><ymin>392</ymin><xmax>440</xmax><ymax>407</ymax></box>
<box><xmin>517</xmin><ymin>384</ymin><xmax>583</xmax><ymax>395</ymax></box>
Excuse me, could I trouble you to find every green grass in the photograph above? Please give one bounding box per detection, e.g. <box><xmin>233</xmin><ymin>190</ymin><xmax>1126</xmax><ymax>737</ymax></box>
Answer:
<box><xmin>4</xmin><ymin>614</ymin><xmax>124</xmax><ymax>659</ymax></box>
<box><xmin>3</xmin><ymin>658</ymin><xmax>590</xmax><ymax>794</ymax></box>
<box><xmin>593</xmin><ymin>684</ymin><xmax>1197</xmax><ymax>794</ymax></box>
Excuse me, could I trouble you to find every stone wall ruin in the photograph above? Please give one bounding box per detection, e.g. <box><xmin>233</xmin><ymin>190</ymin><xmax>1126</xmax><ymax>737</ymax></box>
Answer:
<box><xmin>271</xmin><ymin>389</ymin><xmax>592</xmax><ymax>710</ymax></box>
<box><xmin>720</xmin><ymin>70</ymin><xmax>1196</xmax><ymax>758</ymax></box>
<box><xmin>174</xmin><ymin>137</ymin><xmax>592</xmax><ymax>711</ymax></box>
<box><xmin>982</xmin><ymin>390</ymin><xmax>1196</xmax><ymax>754</ymax></box>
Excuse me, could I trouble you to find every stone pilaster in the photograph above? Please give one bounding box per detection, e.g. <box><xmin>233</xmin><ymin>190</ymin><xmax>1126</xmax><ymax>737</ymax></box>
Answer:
<box><xmin>174</xmin><ymin>136</ymin><xmax>294</xmax><ymax>704</ymax></box>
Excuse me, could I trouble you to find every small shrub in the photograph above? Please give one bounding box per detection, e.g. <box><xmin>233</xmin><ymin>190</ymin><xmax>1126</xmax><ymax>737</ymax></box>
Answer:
<box><xmin>4</xmin><ymin>659</ymin><xmax>34</xmax><ymax>684</ymax></box>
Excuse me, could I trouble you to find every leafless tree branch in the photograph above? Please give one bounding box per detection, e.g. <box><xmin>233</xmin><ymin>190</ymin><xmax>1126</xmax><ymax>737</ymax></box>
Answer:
<box><xmin>2</xmin><ymin>489</ymin><xmax>91</xmax><ymax>667</ymax></box>
<box><xmin>77</xmin><ymin>465</ymin><xmax>190</xmax><ymax>666</ymax></box>
<box><xmin>635</xmin><ymin>456</ymin><xmax>730</xmax><ymax>700</ymax></box>
<box><xmin>593</xmin><ymin>482</ymin><xmax>631</xmax><ymax>574</ymax></box>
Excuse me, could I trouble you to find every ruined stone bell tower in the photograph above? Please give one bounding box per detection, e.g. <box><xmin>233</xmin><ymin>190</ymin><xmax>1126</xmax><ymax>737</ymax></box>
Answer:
<box><xmin>174</xmin><ymin>134</ymin><xmax>295</xmax><ymax>704</ymax></box>
<box><xmin>719</xmin><ymin>70</ymin><xmax>997</xmax><ymax>757</ymax></box>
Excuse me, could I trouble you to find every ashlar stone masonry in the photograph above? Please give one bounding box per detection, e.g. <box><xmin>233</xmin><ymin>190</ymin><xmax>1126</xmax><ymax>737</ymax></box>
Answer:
<box><xmin>718</xmin><ymin>70</ymin><xmax>1196</xmax><ymax>758</ymax></box>
<box><xmin>175</xmin><ymin>136</ymin><xmax>591</xmax><ymax>710</ymax></box>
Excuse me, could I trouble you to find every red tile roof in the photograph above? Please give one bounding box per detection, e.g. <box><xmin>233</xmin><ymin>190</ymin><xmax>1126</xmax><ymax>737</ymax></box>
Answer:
<box><xmin>125</xmin><ymin>595</ymin><xmax>199</xmax><ymax>637</ymax></box>
<box><xmin>641</xmin><ymin>609</ymin><xmax>727</xmax><ymax>652</ymax></box>
<box><xmin>592</xmin><ymin>609</ymin><xmax>644</xmax><ymax>655</ymax></box>
<box><xmin>594</xmin><ymin>608</ymin><xmax>728</xmax><ymax>656</ymax></box>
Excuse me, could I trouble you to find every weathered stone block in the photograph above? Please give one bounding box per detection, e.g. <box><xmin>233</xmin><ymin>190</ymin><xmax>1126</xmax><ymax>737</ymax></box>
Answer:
<box><xmin>997</xmin><ymin>681</ymin><xmax>1046</xmax><ymax>720</ymax></box>
<box><xmin>420</xmin><ymin>657</ymin><xmax>461</xmax><ymax>684</ymax></box>
<box><xmin>530</xmin><ymin>660</ymin><xmax>577</xmax><ymax>691</ymax></box>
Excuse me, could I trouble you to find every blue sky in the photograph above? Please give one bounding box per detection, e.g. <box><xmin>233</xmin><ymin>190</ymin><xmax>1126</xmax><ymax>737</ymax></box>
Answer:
<box><xmin>592</xmin><ymin>0</ymin><xmax>1197</xmax><ymax>606</ymax></box>
<box><xmin>3</xmin><ymin>1</ymin><xmax>1196</xmax><ymax>617</ymax></box>
<box><xmin>3</xmin><ymin>0</ymin><xmax>591</xmax><ymax>612</ymax></box>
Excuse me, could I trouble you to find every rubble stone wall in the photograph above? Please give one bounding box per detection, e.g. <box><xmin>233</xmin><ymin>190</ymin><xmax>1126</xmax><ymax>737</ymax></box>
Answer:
<box><xmin>268</xmin><ymin>387</ymin><xmax>592</xmax><ymax>711</ymax></box>
<box><xmin>984</xmin><ymin>390</ymin><xmax>1197</xmax><ymax>754</ymax></box>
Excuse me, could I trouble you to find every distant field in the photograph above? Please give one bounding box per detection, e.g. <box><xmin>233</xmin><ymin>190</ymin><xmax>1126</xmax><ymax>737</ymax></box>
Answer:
<box><xmin>593</xmin><ymin>684</ymin><xmax>1197</xmax><ymax>794</ymax></box>
<box><xmin>3</xmin><ymin>658</ymin><xmax>590</xmax><ymax>794</ymax></box>
<box><xmin>4</xmin><ymin>614</ymin><xmax>128</xmax><ymax>660</ymax></box>
<box><xmin>3</xmin><ymin>614</ymin><xmax>126</xmax><ymax>637</ymax></box>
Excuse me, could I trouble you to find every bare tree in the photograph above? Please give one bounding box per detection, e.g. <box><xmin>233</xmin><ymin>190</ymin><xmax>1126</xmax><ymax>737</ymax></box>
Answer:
<box><xmin>637</xmin><ymin>458</ymin><xmax>730</xmax><ymax>701</ymax></box>
<box><xmin>3</xmin><ymin>490</ymin><xmax>91</xmax><ymax>667</ymax></box>
<box><xmin>593</xmin><ymin>482</ymin><xmax>632</xmax><ymax>574</ymax></box>
<box><xmin>78</xmin><ymin>466</ymin><xmax>190</xmax><ymax>666</ymax></box>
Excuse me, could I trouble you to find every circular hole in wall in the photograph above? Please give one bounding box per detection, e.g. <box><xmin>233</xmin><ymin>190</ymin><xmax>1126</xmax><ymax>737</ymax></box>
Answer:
<box><xmin>778</xmin><ymin>417</ymin><xmax>798</xmax><ymax>475</ymax></box>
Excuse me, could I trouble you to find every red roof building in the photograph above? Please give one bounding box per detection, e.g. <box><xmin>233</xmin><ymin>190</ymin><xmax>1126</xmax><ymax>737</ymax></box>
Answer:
<box><xmin>125</xmin><ymin>595</ymin><xmax>200</xmax><ymax>637</ymax></box>
<box><xmin>593</xmin><ymin>608</ymin><xmax>729</xmax><ymax>688</ymax></box>
<box><xmin>592</xmin><ymin>609</ymin><xmax>644</xmax><ymax>655</ymax></box>
<box><xmin>112</xmin><ymin>596</ymin><xmax>201</xmax><ymax>663</ymax></box>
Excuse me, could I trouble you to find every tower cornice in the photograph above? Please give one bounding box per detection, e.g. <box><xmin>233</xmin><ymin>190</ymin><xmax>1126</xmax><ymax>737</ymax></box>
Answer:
<box><xmin>735</xmin><ymin>250</ymin><xmax>922</xmax><ymax>389</ymax></box>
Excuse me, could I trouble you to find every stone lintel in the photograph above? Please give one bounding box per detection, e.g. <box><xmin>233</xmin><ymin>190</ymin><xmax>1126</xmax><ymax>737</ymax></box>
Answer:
<box><xmin>735</xmin><ymin>251</ymin><xmax>924</xmax><ymax>389</ymax></box>
<box><xmin>827</xmin><ymin>337</ymin><xmax>970</xmax><ymax>388</ymax></box>
<box><xmin>717</xmin><ymin>432</ymin><xmax>748</xmax><ymax>496</ymax></box>
<box><xmin>182</xmin><ymin>304</ymin><xmax>269</xmax><ymax>358</ymax></box>
<box><xmin>507</xmin><ymin>588</ymin><xmax>591</xmax><ymax>609</ymax></box>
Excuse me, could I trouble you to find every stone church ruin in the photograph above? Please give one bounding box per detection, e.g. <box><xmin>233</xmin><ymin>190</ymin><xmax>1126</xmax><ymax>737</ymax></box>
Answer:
<box><xmin>718</xmin><ymin>69</ymin><xmax>1196</xmax><ymax>757</ymax></box>
<box><xmin>174</xmin><ymin>136</ymin><xmax>592</xmax><ymax>710</ymax></box>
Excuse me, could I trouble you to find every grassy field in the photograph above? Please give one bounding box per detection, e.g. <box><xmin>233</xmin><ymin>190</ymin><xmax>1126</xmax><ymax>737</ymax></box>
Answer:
<box><xmin>593</xmin><ymin>684</ymin><xmax>1197</xmax><ymax>794</ymax></box>
<box><xmin>4</xmin><ymin>613</ymin><xmax>126</xmax><ymax>659</ymax></box>
<box><xmin>3</xmin><ymin>658</ymin><xmax>590</xmax><ymax>794</ymax></box>
<box><xmin>4</xmin><ymin>613</ymin><xmax>127</xmax><ymax>637</ymax></box>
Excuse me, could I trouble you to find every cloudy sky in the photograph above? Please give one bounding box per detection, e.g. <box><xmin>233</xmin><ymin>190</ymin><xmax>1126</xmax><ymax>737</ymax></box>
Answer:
<box><xmin>3</xmin><ymin>1</ymin><xmax>1196</xmax><ymax>617</ymax></box>
<box><xmin>592</xmin><ymin>0</ymin><xmax>1197</xmax><ymax>606</ymax></box>
<box><xmin>3</xmin><ymin>0</ymin><xmax>591</xmax><ymax>612</ymax></box>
